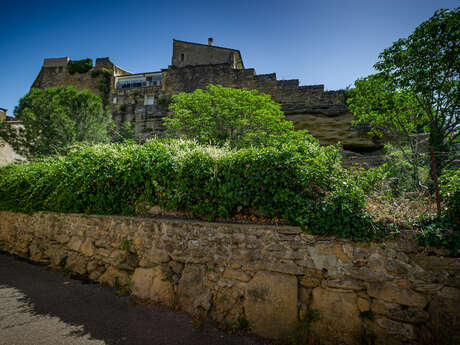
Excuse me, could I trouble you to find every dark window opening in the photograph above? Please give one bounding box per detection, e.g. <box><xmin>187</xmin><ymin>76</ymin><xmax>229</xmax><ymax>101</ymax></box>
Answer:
<box><xmin>180</xmin><ymin>53</ymin><xmax>185</xmax><ymax>62</ymax></box>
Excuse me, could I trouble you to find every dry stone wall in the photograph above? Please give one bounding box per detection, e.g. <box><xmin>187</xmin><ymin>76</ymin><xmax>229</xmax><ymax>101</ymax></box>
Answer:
<box><xmin>1</xmin><ymin>211</ymin><xmax>458</xmax><ymax>344</ymax></box>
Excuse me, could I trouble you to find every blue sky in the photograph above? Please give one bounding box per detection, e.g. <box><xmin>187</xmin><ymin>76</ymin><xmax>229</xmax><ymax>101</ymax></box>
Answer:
<box><xmin>1</xmin><ymin>0</ymin><xmax>457</xmax><ymax>115</ymax></box>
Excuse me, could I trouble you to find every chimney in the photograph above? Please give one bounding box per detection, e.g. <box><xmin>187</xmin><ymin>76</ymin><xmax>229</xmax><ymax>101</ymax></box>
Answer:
<box><xmin>208</xmin><ymin>37</ymin><xmax>213</xmax><ymax>46</ymax></box>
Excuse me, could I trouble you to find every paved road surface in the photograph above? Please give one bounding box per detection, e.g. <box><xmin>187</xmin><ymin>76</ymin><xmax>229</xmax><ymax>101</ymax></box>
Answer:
<box><xmin>0</xmin><ymin>253</ymin><xmax>270</xmax><ymax>345</ymax></box>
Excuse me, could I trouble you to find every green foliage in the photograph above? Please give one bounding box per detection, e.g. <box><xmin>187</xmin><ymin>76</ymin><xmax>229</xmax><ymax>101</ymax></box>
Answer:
<box><xmin>112</xmin><ymin>121</ymin><xmax>136</xmax><ymax>143</ymax></box>
<box><xmin>439</xmin><ymin>169</ymin><xmax>460</xmax><ymax>223</ymax></box>
<box><xmin>119</xmin><ymin>239</ymin><xmax>133</xmax><ymax>253</ymax></box>
<box><xmin>348</xmin><ymin>8</ymin><xmax>459</xmax><ymax>178</ymax></box>
<box><xmin>350</xmin><ymin>146</ymin><xmax>433</xmax><ymax>199</ymax></box>
<box><xmin>163</xmin><ymin>84</ymin><xmax>294</xmax><ymax>148</ymax></box>
<box><xmin>414</xmin><ymin>214</ymin><xmax>460</xmax><ymax>256</ymax></box>
<box><xmin>67</xmin><ymin>58</ymin><xmax>93</xmax><ymax>74</ymax></box>
<box><xmin>374</xmin><ymin>7</ymin><xmax>459</xmax><ymax>154</ymax></box>
<box><xmin>233</xmin><ymin>315</ymin><xmax>249</xmax><ymax>332</ymax></box>
<box><xmin>97</xmin><ymin>79</ymin><xmax>110</xmax><ymax>95</ymax></box>
<box><xmin>359</xmin><ymin>310</ymin><xmax>374</xmax><ymax>320</ymax></box>
<box><xmin>0</xmin><ymin>139</ymin><xmax>385</xmax><ymax>241</ymax></box>
<box><xmin>0</xmin><ymin>86</ymin><xmax>113</xmax><ymax>157</ymax></box>
<box><xmin>347</xmin><ymin>73</ymin><xmax>425</xmax><ymax>141</ymax></box>
<box><xmin>90</xmin><ymin>68</ymin><xmax>112</xmax><ymax>78</ymax></box>
<box><xmin>288</xmin><ymin>308</ymin><xmax>319</xmax><ymax>345</ymax></box>
<box><xmin>380</xmin><ymin>145</ymin><xmax>431</xmax><ymax>196</ymax></box>
<box><xmin>161</xmin><ymin>269</ymin><xmax>174</xmax><ymax>283</ymax></box>
<box><xmin>350</xmin><ymin>165</ymin><xmax>389</xmax><ymax>194</ymax></box>
<box><xmin>347</xmin><ymin>74</ymin><xmax>426</xmax><ymax>187</ymax></box>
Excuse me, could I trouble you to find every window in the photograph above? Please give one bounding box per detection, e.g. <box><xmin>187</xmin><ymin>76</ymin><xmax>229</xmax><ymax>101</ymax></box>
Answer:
<box><xmin>145</xmin><ymin>75</ymin><xmax>162</xmax><ymax>87</ymax></box>
<box><xmin>112</xmin><ymin>97</ymin><xmax>117</xmax><ymax>104</ymax></box>
<box><xmin>144</xmin><ymin>95</ymin><xmax>155</xmax><ymax>105</ymax></box>
<box><xmin>180</xmin><ymin>53</ymin><xmax>185</xmax><ymax>62</ymax></box>
<box><xmin>116</xmin><ymin>78</ymin><xmax>145</xmax><ymax>89</ymax></box>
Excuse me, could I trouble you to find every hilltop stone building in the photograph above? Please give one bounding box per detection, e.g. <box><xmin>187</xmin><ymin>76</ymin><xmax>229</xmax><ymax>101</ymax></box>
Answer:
<box><xmin>31</xmin><ymin>39</ymin><xmax>379</xmax><ymax>152</ymax></box>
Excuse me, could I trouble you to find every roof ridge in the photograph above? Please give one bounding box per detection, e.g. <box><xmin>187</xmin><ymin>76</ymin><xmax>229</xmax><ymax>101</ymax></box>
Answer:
<box><xmin>173</xmin><ymin>39</ymin><xmax>239</xmax><ymax>52</ymax></box>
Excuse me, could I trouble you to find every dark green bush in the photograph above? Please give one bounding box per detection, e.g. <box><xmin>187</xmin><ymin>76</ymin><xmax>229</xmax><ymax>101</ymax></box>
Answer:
<box><xmin>414</xmin><ymin>214</ymin><xmax>460</xmax><ymax>256</ymax></box>
<box><xmin>68</xmin><ymin>58</ymin><xmax>93</xmax><ymax>74</ymax></box>
<box><xmin>0</xmin><ymin>139</ymin><xmax>381</xmax><ymax>241</ymax></box>
<box><xmin>439</xmin><ymin>169</ymin><xmax>460</xmax><ymax>224</ymax></box>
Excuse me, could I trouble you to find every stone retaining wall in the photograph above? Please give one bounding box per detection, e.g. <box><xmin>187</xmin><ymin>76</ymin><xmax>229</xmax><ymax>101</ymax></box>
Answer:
<box><xmin>0</xmin><ymin>211</ymin><xmax>458</xmax><ymax>344</ymax></box>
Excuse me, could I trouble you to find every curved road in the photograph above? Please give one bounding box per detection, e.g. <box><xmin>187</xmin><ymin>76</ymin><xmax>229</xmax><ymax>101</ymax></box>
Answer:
<box><xmin>0</xmin><ymin>253</ymin><xmax>270</xmax><ymax>345</ymax></box>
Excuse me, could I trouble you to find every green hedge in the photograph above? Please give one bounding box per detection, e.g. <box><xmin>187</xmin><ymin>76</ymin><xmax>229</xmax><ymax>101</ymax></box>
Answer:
<box><xmin>0</xmin><ymin>139</ymin><xmax>380</xmax><ymax>241</ymax></box>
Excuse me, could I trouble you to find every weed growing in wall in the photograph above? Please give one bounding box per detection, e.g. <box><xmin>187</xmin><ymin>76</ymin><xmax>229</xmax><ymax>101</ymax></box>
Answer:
<box><xmin>0</xmin><ymin>139</ymin><xmax>389</xmax><ymax>241</ymax></box>
<box><xmin>68</xmin><ymin>58</ymin><xmax>93</xmax><ymax>74</ymax></box>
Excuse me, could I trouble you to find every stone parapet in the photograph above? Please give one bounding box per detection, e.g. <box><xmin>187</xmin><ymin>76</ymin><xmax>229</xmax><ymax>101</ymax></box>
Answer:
<box><xmin>2</xmin><ymin>211</ymin><xmax>457</xmax><ymax>344</ymax></box>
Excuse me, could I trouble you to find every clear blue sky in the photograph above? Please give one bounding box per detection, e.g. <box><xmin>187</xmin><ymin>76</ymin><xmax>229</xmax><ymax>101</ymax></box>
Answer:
<box><xmin>1</xmin><ymin>0</ymin><xmax>457</xmax><ymax>115</ymax></box>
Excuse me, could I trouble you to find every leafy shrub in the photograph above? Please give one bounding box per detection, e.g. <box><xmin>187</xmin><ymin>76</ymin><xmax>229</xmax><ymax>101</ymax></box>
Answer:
<box><xmin>352</xmin><ymin>145</ymin><xmax>429</xmax><ymax>197</ymax></box>
<box><xmin>163</xmin><ymin>85</ymin><xmax>294</xmax><ymax>148</ymax></box>
<box><xmin>380</xmin><ymin>146</ymin><xmax>430</xmax><ymax>195</ymax></box>
<box><xmin>414</xmin><ymin>214</ymin><xmax>460</xmax><ymax>256</ymax></box>
<box><xmin>68</xmin><ymin>58</ymin><xmax>93</xmax><ymax>74</ymax></box>
<box><xmin>0</xmin><ymin>139</ymin><xmax>382</xmax><ymax>241</ymax></box>
<box><xmin>439</xmin><ymin>169</ymin><xmax>460</xmax><ymax>224</ymax></box>
<box><xmin>350</xmin><ymin>165</ymin><xmax>389</xmax><ymax>194</ymax></box>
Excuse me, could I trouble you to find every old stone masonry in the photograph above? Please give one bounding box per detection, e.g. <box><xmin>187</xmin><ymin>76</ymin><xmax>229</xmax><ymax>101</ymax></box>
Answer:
<box><xmin>31</xmin><ymin>38</ymin><xmax>380</xmax><ymax>152</ymax></box>
<box><xmin>1</xmin><ymin>211</ymin><xmax>459</xmax><ymax>345</ymax></box>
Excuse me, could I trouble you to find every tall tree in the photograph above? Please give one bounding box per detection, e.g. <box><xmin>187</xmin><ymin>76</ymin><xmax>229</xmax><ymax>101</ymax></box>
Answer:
<box><xmin>0</xmin><ymin>86</ymin><xmax>113</xmax><ymax>157</ymax></box>
<box><xmin>375</xmin><ymin>7</ymin><xmax>459</xmax><ymax>164</ymax></box>
<box><xmin>347</xmin><ymin>73</ymin><xmax>426</xmax><ymax>185</ymax></box>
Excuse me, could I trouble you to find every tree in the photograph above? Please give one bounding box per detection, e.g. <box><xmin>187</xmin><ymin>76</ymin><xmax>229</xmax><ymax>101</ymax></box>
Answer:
<box><xmin>347</xmin><ymin>73</ymin><xmax>426</xmax><ymax>185</ymax></box>
<box><xmin>0</xmin><ymin>86</ymin><xmax>113</xmax><ymax>157</ymax></box>
<box><xmin>348</xmin><ymin>7</ymin><xmax>459</xmax><ymax>171</ymax></box>
<box><xmin>163</xmin><ymin>84</ymin><xmax>294</xmax><ymax>148</ymax></box>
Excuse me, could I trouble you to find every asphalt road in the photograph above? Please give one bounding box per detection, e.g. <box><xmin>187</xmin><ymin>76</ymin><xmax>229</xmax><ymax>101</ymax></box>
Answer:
<box><xmin>0</xmin><ymin>252</ymin><xmax>270</xmax><ymax>345</ymax></box>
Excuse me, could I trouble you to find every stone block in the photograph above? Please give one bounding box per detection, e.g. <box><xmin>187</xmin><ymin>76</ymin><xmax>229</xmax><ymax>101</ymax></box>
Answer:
<box><xmin>177</xmin><ymin>264</ymin><xmax>211</xmax><ymax>315</ymax></box>
<box><xmin>307</xmin><ymin>245</ymin><xmax>344</xmax><ymax>276</ymax></box>
<box><xmin>55</xmin><ymin>234</ymin><xmax>70</xmax><ymax>244</ymax></box>
<box><xmin>80</xmin><ymin>238</ymin><xmax>95</xmax><ymax>257</ymax></box>
<box><xmin>67</xmin><ymin>236</ymin><xmax>83</xmax><ymax>252</ymax></box>
<box><xmin>213</xmin><ymin>287</ymin><xmax>245</xmax><ymax>325</ymax></box>
<box><xmin>98</xmin><ymin>267</ymin><xmax>130</xmax><ymax>287</ymax></box>
<box><xmin>371</xmin><ymin>299</ymin><xmax>429</xmax><ymax>323</ymax></box>
<box><xmin>375</xmin><ymin>317</ymin><xmax>416</xmax><ymax>340</ymax></box>
<box><xmin>327</xmin><ymin>279</ymin><xmax>364</xmax><ymax>291</ymax></box>
<box><xmin>299</xmin><ymin>276</ymin><xmax>321</xmax><ymax>288</ymax></box>
<box><xmin>254</xmin><ymin>260</ymin><xmax>304</xmax><ymax>275</ymax></box>
<box><xmin>357</xmin><ymin>297</ymin><xmax>370</xmax><ymax>312</ymax></box>
<box><xmin>244</xmin><ymin>271</ymin><xmax>297</xmax><ymax>339</ymax></box>
<box><xmin>367</xmin><ymin>282</ymin><xmax>427</xmax><ymax>308</ymax></box>
<box><xmin>65</xmin><ymin>253</ymin><xmax>87</xmax><ymax>275</ymax></box>
<box><xmin>310</xmin><ymin>287</ymin><xmax>360</xmax><ymax>345</ymax></box>
<box><xmin>412</xmin><ymin>282</ymin><xmax>443</xmax><ymax>294</ymax></box>
<box><xmin>223</xmin><ymin>269</ymin><xmax>251</xmax><ymax>282</ymax></box>
<box><xmin>427</xmin><ymin>287</ymin><xmax>460</xmax><ymax>343</ymax></box>
<box><xmin>131</xmin><ymin>267</ymin><xmax>174</xmax><ymax>305</ymax></box>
